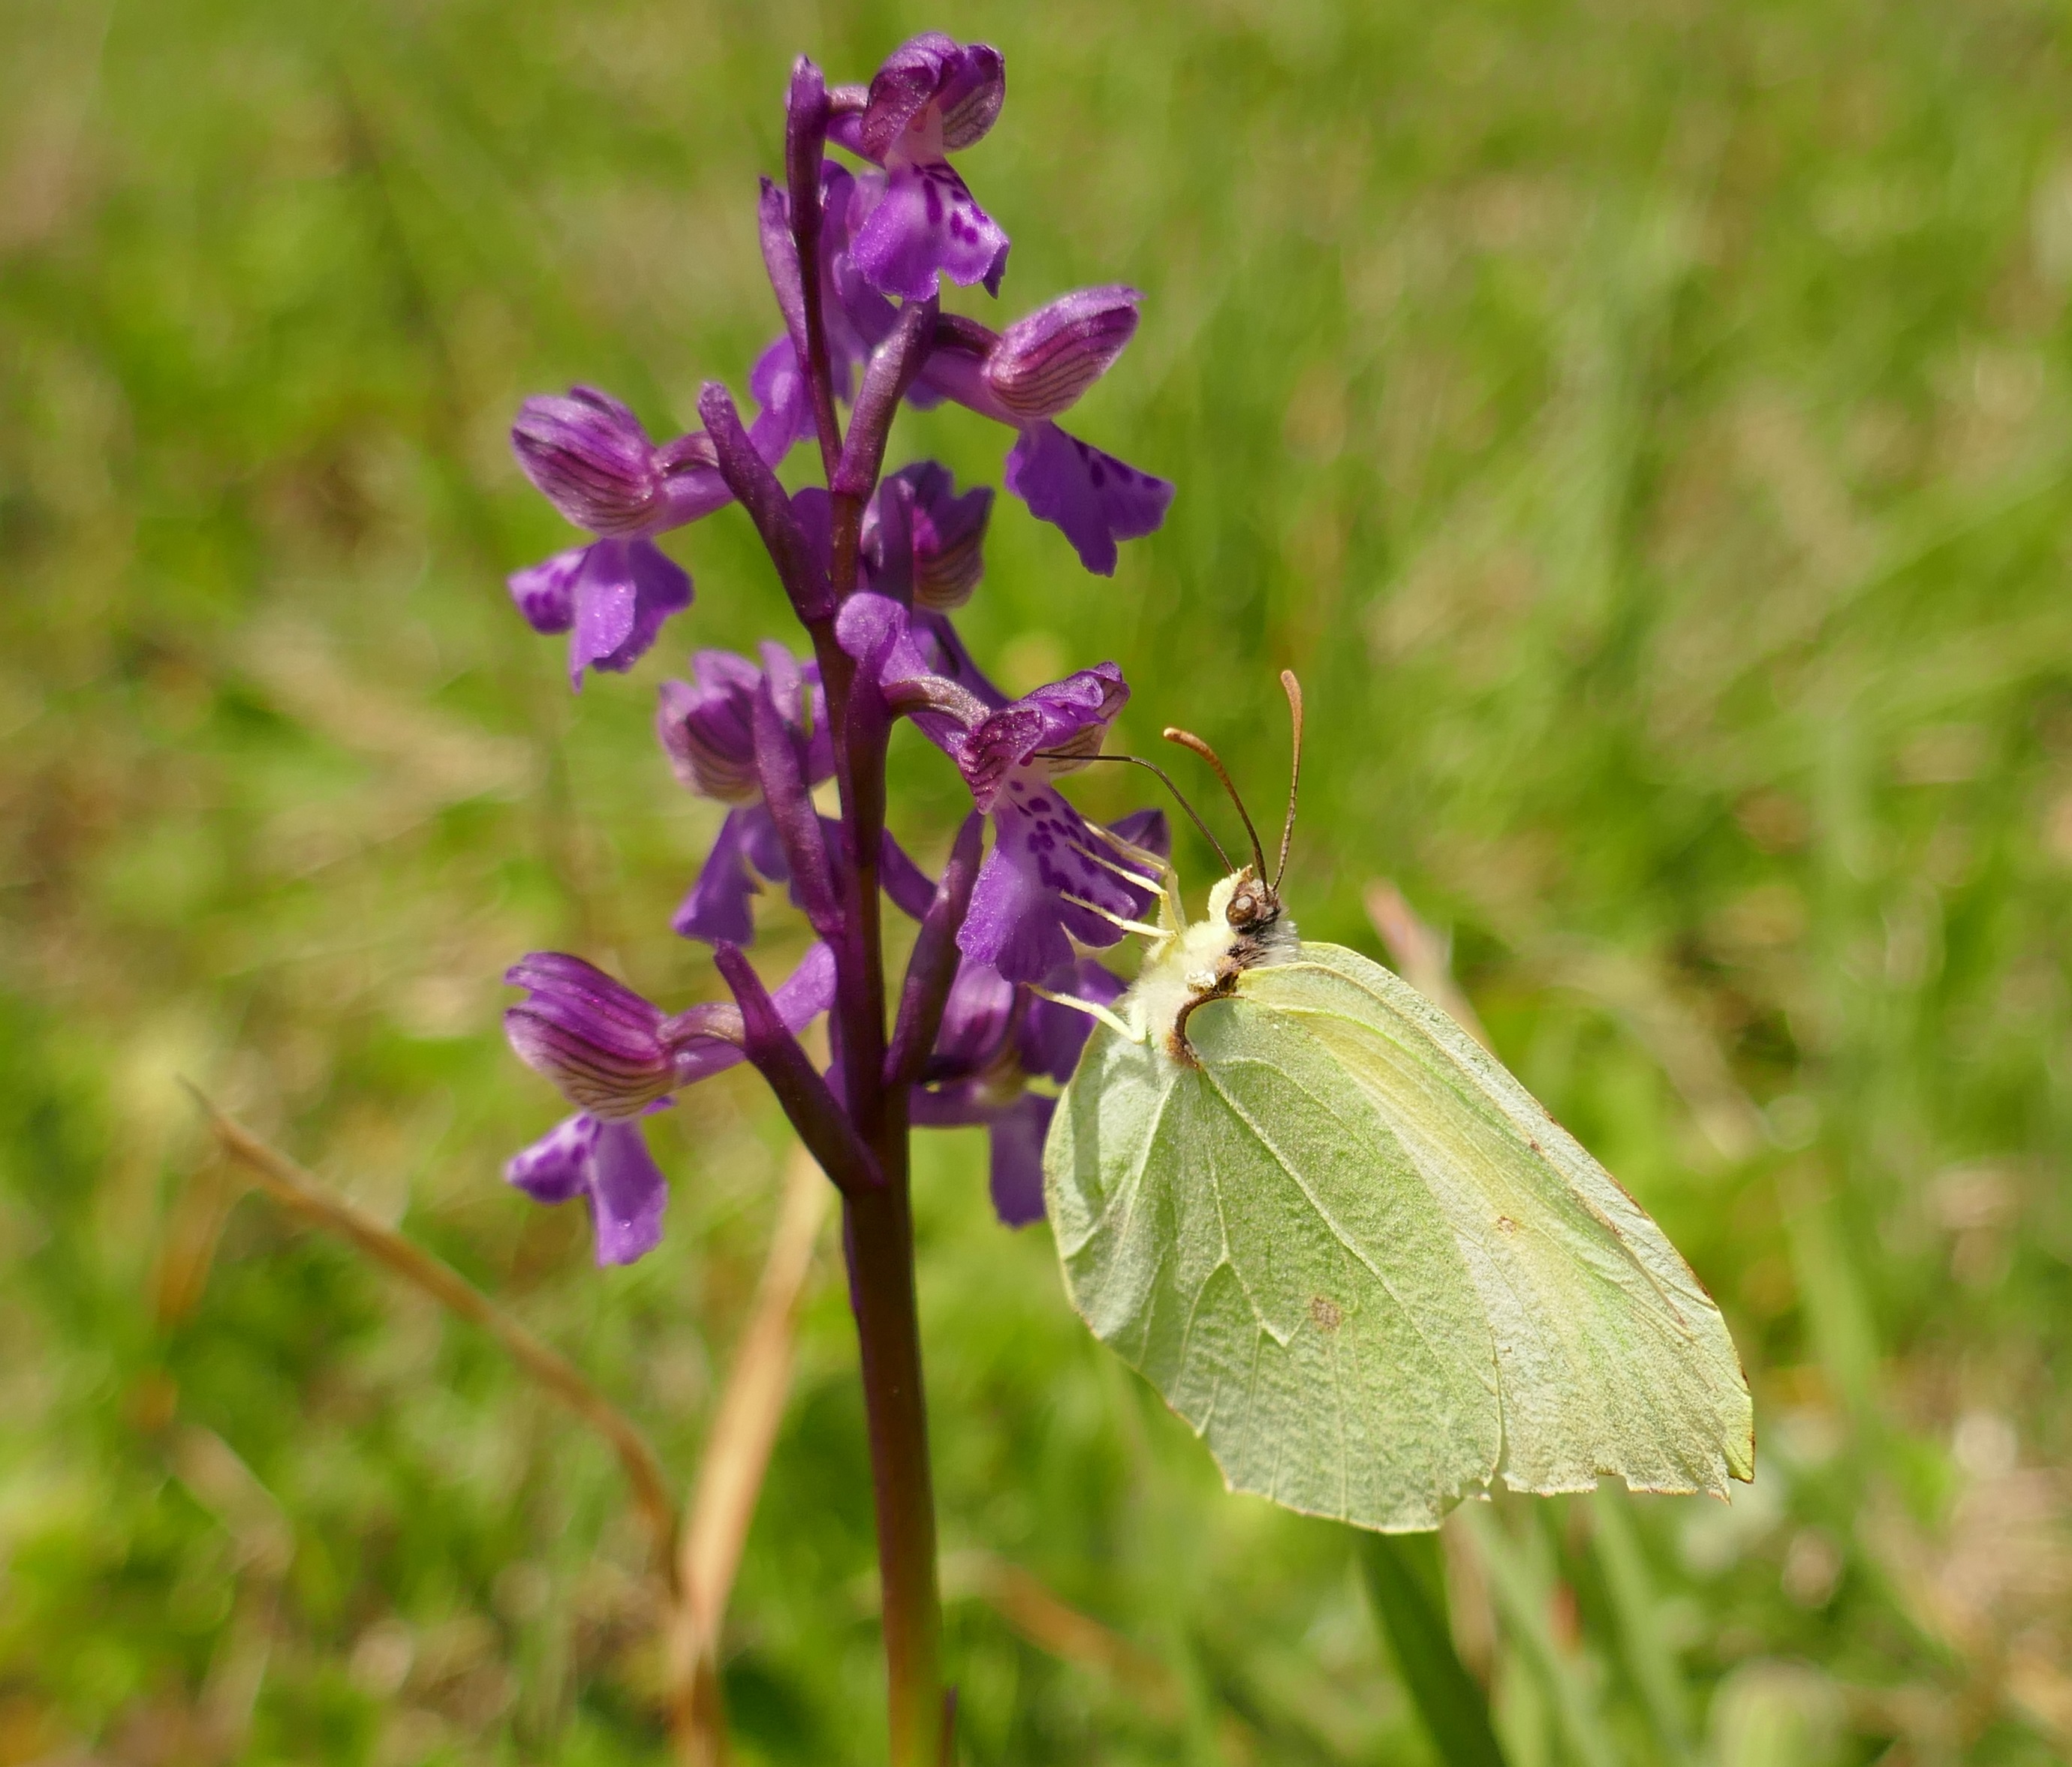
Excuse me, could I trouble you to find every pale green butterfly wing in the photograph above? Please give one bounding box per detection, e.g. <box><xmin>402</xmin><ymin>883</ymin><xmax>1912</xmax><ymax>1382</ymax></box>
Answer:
<box><xmin>1045</xmin><ymin>939</ymin><xmax>1752</xmax><ymax>1530</ymax></box>
<box><xmin>1246</xmin><ymin>943</ymin><xmax>1753</xmax><ymax>1496</ymax></box>
<box><xmin>1048</xmin><ymin>1011</ymin><xmax>1501</xmax><ymax>1530</ymax></box>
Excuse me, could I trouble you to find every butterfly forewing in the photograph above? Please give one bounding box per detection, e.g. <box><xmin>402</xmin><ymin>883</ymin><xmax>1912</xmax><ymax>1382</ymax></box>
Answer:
<box><xmin>1045</xmin><ymin>937</ymin><xmax>1754</xmax><ymax>1532</ymax></box>
<box><xmin>1240</xmin><ymin>944</ymin><xmax>1751</xmax><ymax>1498</ymax></box>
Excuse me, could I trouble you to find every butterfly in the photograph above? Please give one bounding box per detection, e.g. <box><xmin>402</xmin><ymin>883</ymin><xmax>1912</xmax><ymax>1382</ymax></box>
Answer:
<box><xmin>1039</xmin><ymin>673</ymin><xmax>1753</xmax><ymax>1531</ymax></box>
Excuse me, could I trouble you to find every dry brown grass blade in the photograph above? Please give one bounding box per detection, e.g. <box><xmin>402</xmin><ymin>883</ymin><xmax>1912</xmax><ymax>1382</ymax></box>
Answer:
<box><xmin>941</xmin><ymin>1550</ymin><xmax>1183</xmax><ymax>1725</ymax></box>
<box><xmin>153</xmin><ymin>1149</ymin><xmax>244</xmax><ymax>1330</ymax></box>
<box><xmin>668</xmin><ymin>1142</ymin><xmax>830</xmax><ymax>1767</ymax></box>
<box><xmin>1364</xmin><ymin>879</ymin><xmax>1493</xmax><ymax>1051</ymax></box>
<box><xmin>185</xmin><ymin>1085</ymin><xmax>682</xmax><ymax>1590</ymax></box>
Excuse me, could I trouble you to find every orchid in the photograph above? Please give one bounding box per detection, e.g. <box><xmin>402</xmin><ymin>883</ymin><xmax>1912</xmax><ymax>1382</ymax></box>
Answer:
<box><xmin>920</xmin><ymin>287</ymin><xmax>1176</xmax><ymax>574</ymax></box>
<box><xmin>656</xmin><ymin>643</ymin><xmax>833</xmax><ymax>945</ymax></box>
<box><xmin>501</xmin><ymin>945</ymin><xmax>837</xmax><ymax>1264</ymax></box>
<box><xmin>742</xmin><ymin>146</ymin><xmax>1167</xmax><ymax>570</ymax></box>
<box><xmin>912</xmin><ymin>917</ymin><xmax>1154</xmax><ymax>1227</ymax></box>
<box><xmin>506</xmin><ymin>387</ymin><xmax>733</xmax><ymax>685</ymax></box>
<box><xmin>833</xmin><ymin>32</ymin><xmax>1010</xmax><ymax>300</ymax></box>
<box><xmin>836</xmin><ymin>588</ymin><xmax>1164</xmax><ymax>980</ymax></box>
<box><xmin>486</xmin><ymin>33</ymin><xmax>1176</xmax><ymax>1761</ymax></box>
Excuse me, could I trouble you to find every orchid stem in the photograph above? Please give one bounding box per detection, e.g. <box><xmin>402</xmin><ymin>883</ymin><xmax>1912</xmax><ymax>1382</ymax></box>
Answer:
<box><xmin>846</xmin><ymin>1150</ymin><xmax>945</xmax><ymax>1765</ymax></box>
<box><xmin>780</xmin><ymin>98</ymin><xmax>947</xmax><ymax>1765</ymax></box>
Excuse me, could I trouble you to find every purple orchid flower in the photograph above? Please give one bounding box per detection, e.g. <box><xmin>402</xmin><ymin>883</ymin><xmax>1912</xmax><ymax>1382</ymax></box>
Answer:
<box><xmin>655</xmin><ymin>636</ymin><xmax>939</xmax><ymax>941</ymax></box>
<box><xmin>910</xmin><ymin>952</ymin><xmax>1134</xmax><ymax>1226</ymax></box>
<box><xmin>657</xmin><ymin>643</ymin><xmax>834</xmax><ymax>947</ymax></box>
<box><xmin>836</xmin><ymin>591</ymin><xmax>1166</xmax><ymax>983</ymax></box>
<box><xmin>949</xmin><ymin>667</ymin><xmax>1159</xmax><ymax>982</ymax></box>
<box><xmin>830</xmin><ymin>33</ymin><xmax>1009</xmax><ymax>301</ymax></box>
<box><xmin>917</xmin><ymin>288</ymin><xmax>1173</xmax><ymax>575</ymax></box>
<box><xmin>507</xmin><ymin>387</ymin><xmax>733</xmax><ymax>687</ymax></box>
<box><xmin>502</xmin><ymin>944</ymin><xmax>838</xmax><ymax>1264</ymax></box>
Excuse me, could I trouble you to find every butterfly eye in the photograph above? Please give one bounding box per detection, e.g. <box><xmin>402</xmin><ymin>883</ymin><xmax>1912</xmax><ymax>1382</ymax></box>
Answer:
<box><xmin>1224</xmin><ymin>874</ymin><xmax>1276</xmax><ymax>932</ymax></box>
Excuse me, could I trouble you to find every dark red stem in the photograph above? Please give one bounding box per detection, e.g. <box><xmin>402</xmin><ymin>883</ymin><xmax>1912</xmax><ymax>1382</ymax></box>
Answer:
<box><xmin>763</xmin><ymin>92</ymin><xmax>951</xmax><ymax>1760</ymax></box>
<box><xmin>711</xmin><ymin>943</ymin><xmax>881</xmax><ymax>1197</ymax></box>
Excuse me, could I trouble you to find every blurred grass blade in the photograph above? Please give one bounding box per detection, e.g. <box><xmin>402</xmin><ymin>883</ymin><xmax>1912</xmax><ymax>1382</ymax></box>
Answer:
<box><xmin>188</xmin><ymin>1087</ymin><xmax>682</xmax><ymax>1587</ymax></box>
<box><xmin>1534</xmin><ymin>937</ymin><xmax>1767</xmax><ymax>1167</ymax></box>
<box><xmin>1777</xmin><ymin>1164</ymin><xmax>1884</xmax><ymax>1433</ymax></box>
<box><xmin>1590</xmin><ymin>1488</ymin><xmax>1695</xmax><ymax>1765</ymax></box>
<box><xmin>1357</xmin><ymin>1529</ymin><xmax>1507</xmax><ymax>1767</ymax></box>
<box><xmin>1365</xmin><ymin>879</ymin><xmax>1493</xmax><ymax>1051</ymax></box>
<box><xmin>168</xmin><ymin>1425</ymin><xmax>292</xmax><ymax>1758</ymax></box>
<box><xmin>667</xmin><ymin>1142</ymin><xmax>830</xmax><ymax>1767</ymax></box>
<box><xmin>1456</xmin><ymin>1504</ymin><xmax>1622</xmax><ymax>1767</ymax></box>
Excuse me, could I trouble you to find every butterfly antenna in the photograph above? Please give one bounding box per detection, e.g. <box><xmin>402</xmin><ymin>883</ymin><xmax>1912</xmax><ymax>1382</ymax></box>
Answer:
<box><xmin>1164</xmin><ymin>727</ymin><xmax>1268</xmax><ymax>881</ymax></box>
<box><xmin>1031</xmin><ymin>751</ymin><xmax>1236</xmax><ymax>872</ymax></box>
<box><xmin>1275</xmin><ymin>670</ymin><xmax>1304</xmax><ymax>890</ymax></box>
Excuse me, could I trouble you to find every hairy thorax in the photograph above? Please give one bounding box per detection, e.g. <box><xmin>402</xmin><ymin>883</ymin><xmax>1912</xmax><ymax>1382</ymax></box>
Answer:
<box><xmin>1123</xmin><ymin>868</ymin><xmax>1299</xmax><ymax>1064</ymax></box>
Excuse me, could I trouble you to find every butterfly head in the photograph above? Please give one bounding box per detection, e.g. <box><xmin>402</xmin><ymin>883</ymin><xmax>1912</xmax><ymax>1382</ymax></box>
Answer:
<box><xmin>1203</xmin><ymin>865</ymin><xmax>1295</xmax><ymax>972</ymax></box>
<box><xmin>1221</xmin><ymin>865</ymin><xmax>1280</xmax><ymax>935</ymax></box>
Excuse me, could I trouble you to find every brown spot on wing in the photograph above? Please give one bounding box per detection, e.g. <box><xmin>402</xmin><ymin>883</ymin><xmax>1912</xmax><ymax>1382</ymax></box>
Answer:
<box><xmin>1309</xmin><ymin>1294</ymin><xmax>1343</xmax><ymax>1332</ymax></box>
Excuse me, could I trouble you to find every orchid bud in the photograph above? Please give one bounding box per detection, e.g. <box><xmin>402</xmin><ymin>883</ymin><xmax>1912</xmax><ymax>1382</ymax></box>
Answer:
<box><xmin>511</xmin><ymin>387</ymin><xmax>666</xmax><ymax>537</ymax></box>
<box><xmin>907</xmin><ymin>464</ymin><xmax>993</xmax><ymax>611</ymax></box>
<box><xmin>504</xmin><ymin>954</ymin><xmax>677</xmax><ymax>1119</ymax></box>
<box><xmin>866</xmin><ymin>462</ymin><xmax>994</xmax><ymax>611</ymax></box>
<box><xmin>983</xmin><ymin>287</ymin><xmax>1141</xmax><ymax>423</ymax></box>
<box><xmin>657</xmin><ymin>652</ymin><xmax>765</xmax><ymax>803</ymax></box>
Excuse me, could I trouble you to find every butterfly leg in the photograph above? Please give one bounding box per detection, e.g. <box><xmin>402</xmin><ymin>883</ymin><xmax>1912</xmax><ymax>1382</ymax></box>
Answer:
<box><xmin>1026</xmin><ymin>985</ymin><xmax>1141</xmax><ymax>1044</ymax></box>
<box><xmin>1168</xmin><ymin>965</ymin><xmax>1240</xmax><ymax>1066</ymax></box>
<box><xmin>1059</xmin><ymin>891</ymin><xmax>1168</xmax><ymax>944</ymax></box>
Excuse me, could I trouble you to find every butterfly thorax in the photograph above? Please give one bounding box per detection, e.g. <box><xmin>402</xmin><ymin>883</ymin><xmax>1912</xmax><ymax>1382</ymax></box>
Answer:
<box><xmin>1124</xmin><ymin>866</ymin><xmax>1299</xmax><ymax>1065</ymax></box>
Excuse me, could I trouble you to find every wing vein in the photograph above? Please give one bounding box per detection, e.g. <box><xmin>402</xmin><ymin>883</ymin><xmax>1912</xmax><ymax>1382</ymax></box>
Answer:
<box><xmin>1197</xmin><ymin>1052</ymin><xmax>1466</xmax><ymax>1391</ymax></box>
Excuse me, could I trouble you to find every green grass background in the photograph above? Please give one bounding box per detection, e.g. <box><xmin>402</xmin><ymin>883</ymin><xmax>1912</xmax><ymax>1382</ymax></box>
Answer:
<box><xmin>5</xmin><ymin>0</ymin><xmax>2071</xmax><ymax>1761</ymax></box>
